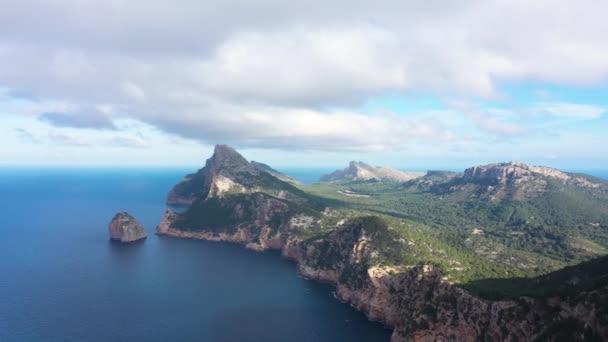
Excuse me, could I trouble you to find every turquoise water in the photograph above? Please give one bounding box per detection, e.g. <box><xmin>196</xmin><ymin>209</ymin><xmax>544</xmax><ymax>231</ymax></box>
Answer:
<box><xmin>0</xmin><ymin>169</ymin><xmax>391</xmax><ymax>342</ymax></box>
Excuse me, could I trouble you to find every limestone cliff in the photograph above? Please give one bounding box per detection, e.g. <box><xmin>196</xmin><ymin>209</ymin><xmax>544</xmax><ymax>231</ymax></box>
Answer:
<box><xmin>405</xmin><ymin>161</ymin><xmax>606</xmax><ymax>202</ymax></box>
<box><xmin>109</xmin><ymin>212</ymin><xmax>147</xmax><ymax>242</ymax></box>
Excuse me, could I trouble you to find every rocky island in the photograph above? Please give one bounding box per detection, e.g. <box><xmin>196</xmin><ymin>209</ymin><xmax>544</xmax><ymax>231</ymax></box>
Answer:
<box><xmin>109</xmin><ymin>212</ymin><xmax>147</xmax><ymax>242</ymax></box>
<box><xmin>158</xmin><ymin>144</ymin><xmax>608</xmax><ymax>341</ymax></box>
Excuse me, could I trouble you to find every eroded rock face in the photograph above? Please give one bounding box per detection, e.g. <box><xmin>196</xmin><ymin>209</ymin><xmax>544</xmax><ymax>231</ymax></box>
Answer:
<box><xmin>109</xmin><ymin>212</ymin><xmax>147</xmax><ymax>242</ymax></box>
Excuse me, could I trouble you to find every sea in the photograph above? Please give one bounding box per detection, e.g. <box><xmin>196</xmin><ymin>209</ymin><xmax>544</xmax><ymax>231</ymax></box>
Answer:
<box><xmin>0</xmin><ymin>168</ymin><xmax>390</xmax><ymax>342</ymax></box>
<box><xmin>1</xmin><ymin>167</ymin><xmax>606</xmax><ymax>342</ymax></box>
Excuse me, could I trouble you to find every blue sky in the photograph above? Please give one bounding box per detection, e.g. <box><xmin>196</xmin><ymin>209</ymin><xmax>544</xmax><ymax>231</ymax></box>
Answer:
<box><xmin>1</xmin><ymin>1</ymin><xmax>607</xmax><ymax>170</ymax></box>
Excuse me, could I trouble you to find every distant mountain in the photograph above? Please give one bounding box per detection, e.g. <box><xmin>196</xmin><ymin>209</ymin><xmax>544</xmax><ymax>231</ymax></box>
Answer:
<box><xmin>321</xmin><ymin>161</ymin><xmax>424</xmax><ymax>182</ymax></box>
<box><xmin>406</xmin><ymin>161</ymin><xmax>607</xmax><ymax>201</ymax></box>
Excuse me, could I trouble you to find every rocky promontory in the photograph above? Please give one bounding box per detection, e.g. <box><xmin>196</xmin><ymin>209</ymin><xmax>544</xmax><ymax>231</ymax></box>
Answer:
<box><xmin>157</xmin><ymin>145</ymin><xmax>608</xmax><ymax>341</ymax></box>
<box><xmin>109</xmin><ymin>212</ymin><xmax>147</xmax><ymax>242</ymax></box>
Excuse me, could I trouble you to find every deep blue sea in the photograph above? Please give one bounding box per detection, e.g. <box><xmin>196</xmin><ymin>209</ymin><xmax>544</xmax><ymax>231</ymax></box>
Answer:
<box><xmin>0</xmin><ymin>169</ymin><xmax>391</xmax><ymax>342</ymax></box>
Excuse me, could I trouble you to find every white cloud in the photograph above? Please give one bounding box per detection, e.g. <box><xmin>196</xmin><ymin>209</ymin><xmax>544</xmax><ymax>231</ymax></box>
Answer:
<box><xmin>0</xmin><ymin>0</ymin><xmax>608</xmax><ymax>154</ymax></box>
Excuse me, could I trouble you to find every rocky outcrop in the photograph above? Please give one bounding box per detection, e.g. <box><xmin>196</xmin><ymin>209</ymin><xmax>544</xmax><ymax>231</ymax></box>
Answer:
<box><xmin>321</xmin><ymin>161</ymin><xmax>423</xmax><ymax>183</ymax></box>
<box><xmin>410</xmin><ymin>161</ymin><xmax>606</xmax><ymax>202</ymax></box>
<box><xmin>462</xmin><ymin>161</ymin><xmax>602</xmax><ymax>191</ymax></box>
<box><xmin>109</xmin><ymin>212</ymin><xmax>147</xmax><ymax>242</ymax></box>
<box><xmin>167</xmin><ymin>145</ymin><xmax>257</xmax><ymax>205</ymax></box>
<box><xmin>167</xmin><ymin>145</ymin><xmax>303</xmax><ymax>205</ymax></box>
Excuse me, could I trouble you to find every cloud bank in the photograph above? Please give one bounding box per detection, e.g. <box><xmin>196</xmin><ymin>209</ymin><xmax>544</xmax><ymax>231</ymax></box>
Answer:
<box><xmin>1</xmin><ymin>0</ymin><xmax>607</xmax><ymax>151</ymax></box>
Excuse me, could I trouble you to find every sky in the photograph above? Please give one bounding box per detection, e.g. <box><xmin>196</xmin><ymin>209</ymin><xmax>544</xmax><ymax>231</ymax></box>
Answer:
<box><xmin>1</xmin><ymin>0</ymin><xmax>608</xmax><ymax>170</ymax></box>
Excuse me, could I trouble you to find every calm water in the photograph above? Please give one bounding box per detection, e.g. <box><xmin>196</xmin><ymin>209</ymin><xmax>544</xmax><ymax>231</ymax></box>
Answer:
<box><xmin>0</xmin><ymin>169</ymin><xmax>391</xmax><ymax>342</ymax></box>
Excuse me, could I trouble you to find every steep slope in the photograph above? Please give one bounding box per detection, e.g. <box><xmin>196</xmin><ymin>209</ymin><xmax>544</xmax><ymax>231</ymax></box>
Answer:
<box><xmin>321</xmin><ymin>161</ymin><xmax>423</xmax><ymax>183</ymax></box>
<box><xmin>160</xmin><ymin>144</ymin><xmax>320</xmax><ymax>250</ymax></box>
<box><xmin>287</xmin><ymin>217</ymin><xmax>608</xmax><ymax>341</ymax></box>
<box><xmin>250</xmin><ymin>160</ymin><xmax>300</xmax><ymax>185</ymax></box>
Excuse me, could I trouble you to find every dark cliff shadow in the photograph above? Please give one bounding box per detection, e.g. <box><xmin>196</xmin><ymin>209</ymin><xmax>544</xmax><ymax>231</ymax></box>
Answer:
<box><xmin>461</xmin><ymin>254</ymin><xmax>608</xmax><ymax>300</ymax></box>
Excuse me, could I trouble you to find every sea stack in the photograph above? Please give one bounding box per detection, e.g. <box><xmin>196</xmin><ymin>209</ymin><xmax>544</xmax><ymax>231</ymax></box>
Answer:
<box><xmin>109</xmin><ymin>212</ymin><xmax>147</xmax><ymax>242</ymax></box>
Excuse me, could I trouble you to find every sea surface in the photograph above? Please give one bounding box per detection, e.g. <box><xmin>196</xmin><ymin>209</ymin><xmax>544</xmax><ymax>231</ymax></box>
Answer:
<box><xmin>0</xmin><ymin>169</ymin><xmax>391</xmax><ymax>342</ymax></box>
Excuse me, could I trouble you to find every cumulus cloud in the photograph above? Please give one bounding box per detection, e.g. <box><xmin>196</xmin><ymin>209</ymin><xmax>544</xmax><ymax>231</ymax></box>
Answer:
<box><xmin>1</xmin><ymin>0</ymin><xmax>608</xmax><ymax>151</ymax></box>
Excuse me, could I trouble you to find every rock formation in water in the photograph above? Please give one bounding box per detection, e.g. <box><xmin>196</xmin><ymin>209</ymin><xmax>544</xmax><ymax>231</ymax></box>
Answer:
<box><xmin>109</xmin><ymin>212</ymin><xmax>147</xmax><ymax>242</ymax></box>
<box><xmin>321</xmin><ymin>161</ymin><xmax>423</xmax><ymax>182</ymax></box>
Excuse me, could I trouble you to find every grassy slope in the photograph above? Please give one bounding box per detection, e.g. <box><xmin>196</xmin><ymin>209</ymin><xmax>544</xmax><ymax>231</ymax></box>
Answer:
<box><xmin>297</xmin><ymin>178</ymin><xmax>608</xmax><ymax>289</ymax></box>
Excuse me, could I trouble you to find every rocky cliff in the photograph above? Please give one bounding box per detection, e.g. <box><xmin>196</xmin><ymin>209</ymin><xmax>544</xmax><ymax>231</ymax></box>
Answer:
<box><xmin>159</xmin><ymin>208</ymin><xmax>607</xmax><ymax>341</ymax></box>
<box><xmin>158</xmin><ymin>146</ymin><xmax>607</xmax><ymax>341</ymax></box>
<box><xmin>321</xmin><ymin>161</ymin><xmax>423</xmax><ymax>183</ymax></box>
<box><xmin>405</xmin><ymin>161</ymin><xmax>606</xmax><ymax>203</ymax></box>
<box><xmin>109</xmin><ymin>212</ymin><xmax>147</xmax><ymax>242</ymax></box>
<box><xmin>167</xmin><ymin>145</ymin><xmax>303</xmax><ymax>205</ymax></box>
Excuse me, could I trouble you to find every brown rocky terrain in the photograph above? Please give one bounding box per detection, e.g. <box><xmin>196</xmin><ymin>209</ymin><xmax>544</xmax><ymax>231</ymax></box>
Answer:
<box><xmin>109</xmin><ymin>212</ymin><xmax>147</xmax><ymax>242</ymax></box>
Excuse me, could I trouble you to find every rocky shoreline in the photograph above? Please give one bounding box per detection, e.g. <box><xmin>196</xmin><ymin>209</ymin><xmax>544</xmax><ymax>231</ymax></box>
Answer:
<box><xmin>155</xmin><ymin>145</ymin><xmax>607</xmax><ymax>341</ymax></box>
<box><xmin>157</xmin><ymin>209</ymin><xmax>402</xmax><ymax>338</ymax></box>
<box><xmin>157</xmin><ymin>208</ymin><xmax>607</xmax><ymax>342</ymax></box>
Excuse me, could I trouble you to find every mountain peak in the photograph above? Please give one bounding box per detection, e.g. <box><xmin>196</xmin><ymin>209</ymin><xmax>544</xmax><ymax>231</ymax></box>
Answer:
<box><xmin>207</xmin><ymin>144</ymin><xmax>253</xmax><ymax>171</ymax></box>
<box><xmin>167</xmin><ymin>145</ymin><xmax>305</xmax><ymax>205</ymax></box>
<box><xmin>464</xmin><ymin>161</ymin><xmax>570</xmax><ymax>183</ymax></box>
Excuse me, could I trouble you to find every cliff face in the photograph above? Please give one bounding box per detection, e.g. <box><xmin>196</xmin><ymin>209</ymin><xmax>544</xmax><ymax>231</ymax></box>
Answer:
<box><xmin>109</xmin><ymin>212</ymin><xmax>147</xmax><ymax>242</ymax></box>
<box><xmin>405</xmin><ymin>161</ymin><xmax>606</xmax><ymax>203</ymax></box>
<box><xmin>460</xmin><ymin>161</ymin><xmax>603</xmax><ymax>199</ymax></box>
